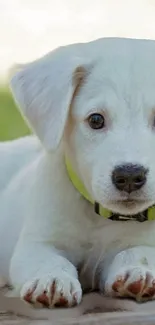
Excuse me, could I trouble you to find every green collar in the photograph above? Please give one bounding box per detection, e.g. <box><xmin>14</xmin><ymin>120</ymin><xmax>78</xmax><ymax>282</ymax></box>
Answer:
<box><xmin>65</xmin><ymin>157</ymin><xmax>155</xmax><ymax>222</ymax></box>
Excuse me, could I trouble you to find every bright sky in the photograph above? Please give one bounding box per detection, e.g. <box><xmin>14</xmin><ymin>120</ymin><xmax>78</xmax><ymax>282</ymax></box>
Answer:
<box><xmin>1</xmin><ymin>0</ymin><xmax>155</xmax><ymax>80</ymax></box>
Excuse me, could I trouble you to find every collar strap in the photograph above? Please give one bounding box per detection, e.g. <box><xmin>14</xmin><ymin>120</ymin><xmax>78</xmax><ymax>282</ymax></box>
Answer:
<box><xmin>65</xmin><ymin>157</ymin><xmax>155</xmax><ymax>222</ymax></box>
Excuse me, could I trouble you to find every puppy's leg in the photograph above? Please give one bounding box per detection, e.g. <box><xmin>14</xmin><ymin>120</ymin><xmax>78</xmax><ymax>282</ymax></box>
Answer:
<box><xmin>10</xmin><ymin>238</ymin><xmax>82</xmax><ymax>308</ymax></box>
<box><xmin>100</xmin><ymin>246</ymin><xmax>155</xmax><ymax>302</ymax></box>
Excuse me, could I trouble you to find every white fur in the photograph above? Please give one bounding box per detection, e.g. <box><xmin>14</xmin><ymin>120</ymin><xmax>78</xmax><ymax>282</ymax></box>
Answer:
<box><xmin>1</xmin><ymin>37</ymin><xmax>155</xmax><ymax>307</ymax></box>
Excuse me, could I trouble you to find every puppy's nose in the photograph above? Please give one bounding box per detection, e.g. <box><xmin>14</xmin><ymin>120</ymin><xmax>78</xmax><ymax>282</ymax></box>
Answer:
<box><xmin>112</xmin><ymin>164</ymin><xmax>147</xmax><ymax>193</ymax></box>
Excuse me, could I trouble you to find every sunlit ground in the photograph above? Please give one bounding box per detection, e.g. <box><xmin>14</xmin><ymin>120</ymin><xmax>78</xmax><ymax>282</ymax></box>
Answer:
<box><xmin>1</xmin><ymin>0</ymin><xmax>155</xmax><ymax>140</ymax></box>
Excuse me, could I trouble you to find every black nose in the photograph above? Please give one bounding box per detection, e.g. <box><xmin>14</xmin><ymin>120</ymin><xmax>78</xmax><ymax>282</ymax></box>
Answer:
<box><xmin>112</xmin><ymin>164</ymin><xmax>148</xmax><ymax>193</ymax></box>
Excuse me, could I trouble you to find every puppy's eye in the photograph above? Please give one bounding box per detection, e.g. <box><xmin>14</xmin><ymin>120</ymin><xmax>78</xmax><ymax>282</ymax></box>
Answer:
<box><xmin>88</xmin><ymin>113</ymin><xmax>105</xmax><ymax>130</ymax></box>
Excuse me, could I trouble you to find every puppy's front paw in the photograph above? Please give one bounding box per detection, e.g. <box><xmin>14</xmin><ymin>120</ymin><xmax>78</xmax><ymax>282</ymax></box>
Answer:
<box><xmin>105</xmin><ymin>266</ymin><xmax>155</xmax><ymax>302</ymax></box>
<box><xmin>20</xmin><ymin>272</ymin><xmax>82</xmax><ymax>308</ymax></box>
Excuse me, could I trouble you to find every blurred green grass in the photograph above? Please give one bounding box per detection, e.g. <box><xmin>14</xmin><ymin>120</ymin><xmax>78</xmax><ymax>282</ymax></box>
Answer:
<box><xmin>0</xmin><ymin>87</ymin><xmax>30</xmax><ymax>141</ymax></box>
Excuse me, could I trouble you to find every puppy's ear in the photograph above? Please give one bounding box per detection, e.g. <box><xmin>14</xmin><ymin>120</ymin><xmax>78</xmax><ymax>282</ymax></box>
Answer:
<box><xmin>10</xmin><ymin>46</ymin><xmax>89</xmax><ymax>150</ymax></box>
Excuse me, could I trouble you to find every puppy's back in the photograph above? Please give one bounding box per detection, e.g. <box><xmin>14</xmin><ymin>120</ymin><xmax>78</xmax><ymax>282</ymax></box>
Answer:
<box><xmin>0</xmin><ymin>136</ymin><xmax>42</xmax><ymax>191</ymax></box>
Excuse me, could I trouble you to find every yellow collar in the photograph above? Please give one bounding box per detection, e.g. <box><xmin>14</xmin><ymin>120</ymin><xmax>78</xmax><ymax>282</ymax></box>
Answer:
<box><xmin>65</xmin><ymin>157</ymin><xmax>155</xmax><ymax>222</ymax></box>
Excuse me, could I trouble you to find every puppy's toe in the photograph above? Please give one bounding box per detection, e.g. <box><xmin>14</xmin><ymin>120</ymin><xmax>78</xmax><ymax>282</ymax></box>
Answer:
<box><xmin>105</xmin><ymin>266</ymin><xmax>155</xmax><ymax>302</ymax></box>
<box><xmin>21</xmin><ymin>272</ymin><xmax>82</xmax><ymax>308</ymax></box>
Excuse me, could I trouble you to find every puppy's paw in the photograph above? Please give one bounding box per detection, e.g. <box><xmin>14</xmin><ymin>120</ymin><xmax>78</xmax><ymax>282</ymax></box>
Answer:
<box><xmin>20</xmin><ymin>272</ymin><xmax>82</xmax><ymax>308</ymax></box>
<box><xmin>105</xmin><ymin>266</ymin><xmax>155</xmax><ymax>302</ymax></box>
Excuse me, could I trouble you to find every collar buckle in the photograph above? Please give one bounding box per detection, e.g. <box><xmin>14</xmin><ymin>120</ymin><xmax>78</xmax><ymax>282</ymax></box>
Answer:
<box><xmin>95</xmin><ymin>202</ymin><xmax>148</xmax><ymax>222</ymax></box>
<box><xmin>109</xmin><ymin>212</ymin><xmax>148</xmax><ymax>222</ymax></box>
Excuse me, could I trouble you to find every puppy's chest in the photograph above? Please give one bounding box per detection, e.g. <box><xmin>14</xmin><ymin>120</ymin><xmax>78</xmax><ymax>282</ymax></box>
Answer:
<box><xmin>51</xmin><ymin>218</ymin><xmax>155</xmax><ymax>261</ymax></box>
<box><xmin>49</xmin><ymin>218</ymin><xmax>95</xmax><ymax>264</ymax></box>
<box><xmin>48</xmin><ymin>193</ymin><xmax>155</xmax><ymax>264</ymax></box>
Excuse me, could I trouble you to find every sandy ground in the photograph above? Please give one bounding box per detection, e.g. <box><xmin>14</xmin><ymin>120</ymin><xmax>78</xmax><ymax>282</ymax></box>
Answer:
<box><xmin>2</xmin><ymin>288</ymin><xmax>155</xmax><ymax>325</ymax></box>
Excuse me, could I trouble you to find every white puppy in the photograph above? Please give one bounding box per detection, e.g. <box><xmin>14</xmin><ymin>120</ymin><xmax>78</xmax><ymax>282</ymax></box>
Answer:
<box><xmin>1</xmin><ymin>37</ymin><xmax>155</xmax><ymax>308</ymax></box>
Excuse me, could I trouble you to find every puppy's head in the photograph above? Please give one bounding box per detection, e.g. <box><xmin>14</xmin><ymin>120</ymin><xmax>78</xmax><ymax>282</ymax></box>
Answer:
<box><xmin>10</xmin><ymin>38</ymin><xmax>155</xmax><ymax>216</ymax></box>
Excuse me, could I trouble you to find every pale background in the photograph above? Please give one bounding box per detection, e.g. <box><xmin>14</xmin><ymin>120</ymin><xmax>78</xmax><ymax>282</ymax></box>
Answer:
<box><xmin>1</xmin><ymin>0</ymin><xmax>155</xmax><ymax>141</ymax></box>
<box><xmin>1</xmin><ymin>0</ymin><xmax>155</xmax><ymax>81</ymax></box>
